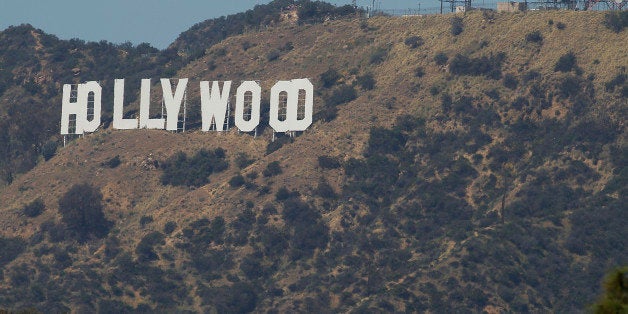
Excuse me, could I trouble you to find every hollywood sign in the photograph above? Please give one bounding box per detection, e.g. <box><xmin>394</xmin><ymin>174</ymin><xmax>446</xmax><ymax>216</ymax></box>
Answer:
<box><xmin>60</xmin><ymin>78</ymin><xmax>314</xmax><ymax>135</ymax></box>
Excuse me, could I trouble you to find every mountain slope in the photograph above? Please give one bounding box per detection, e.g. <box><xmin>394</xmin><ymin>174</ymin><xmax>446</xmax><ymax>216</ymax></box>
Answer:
<box><xmin>0</xmin><ymin>9</ymin><xmax>626</xmax><ymax>313</ymax></box>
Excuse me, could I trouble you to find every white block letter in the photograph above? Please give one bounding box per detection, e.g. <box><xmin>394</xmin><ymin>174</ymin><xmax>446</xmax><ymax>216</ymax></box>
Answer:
<box><xmin>270</xmin><ymin>78</ymin><xmax>313</xmax><ymax>132</ymax></box>
<box><xmin>113</xmin><ymin>79</ymin><xmax>138</xmax><ymax>129</ymax></box>
<box><xmin>161</xmin><ymin>78</ymin><xmax>188</xmax><ymax>131</ymax></box>
<box><xmin>139</xmin><ymin>79</ymin><xmax>165</xmax><ymax>129</ymax></box>
<box><xmin>235</xmin><ymin>81</ymin><xmax>261</xmax><ymax>132</ymax></box>
<box><xmin>80</xmin><ymin>81</ymin><xmax>102</xmax><ymax>133</ymax></box>
<box><xmin>200</xmin><ymin>81</ymin><xmax>231</xmax><ymax>131</ymax></box>
<box><xmin>60</xmin><ymin>84</ymin><xmax>85</xmax><ymax>135</ymax></box>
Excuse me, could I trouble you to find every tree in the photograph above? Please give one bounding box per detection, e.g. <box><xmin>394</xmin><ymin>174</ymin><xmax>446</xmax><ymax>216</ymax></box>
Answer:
<box><xmin>58</xmin><ymin>183</ymin><xmax>111</xmax><ymax>239</ymax></box>
<box><xmin>41</xmin><ymin>140</ymin><xmax>58</xmax><ymax>161</ymax></box>
<box><xmin>591</xmin><ymin>266</ymin><xmax>628</xmax><ymax>313</ymax></box>
<box><xmin>22</xmin><ymin>198</ymin><xmax>45</xmax><ymax>217</ymax></box>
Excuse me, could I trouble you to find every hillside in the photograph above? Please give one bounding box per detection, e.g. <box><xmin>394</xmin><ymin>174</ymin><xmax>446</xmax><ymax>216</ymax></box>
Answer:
<box><xmin>1</xmin><ymin>7</ymin><xmax>627</xmax><ymax>313</ymax></box>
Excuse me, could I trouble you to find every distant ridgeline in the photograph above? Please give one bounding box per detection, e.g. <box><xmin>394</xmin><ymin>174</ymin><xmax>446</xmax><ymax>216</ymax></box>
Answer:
<box><xmin>60</xmin><ymin>78</ymin><xmax>314</xmax><ymax>135</ymax></box>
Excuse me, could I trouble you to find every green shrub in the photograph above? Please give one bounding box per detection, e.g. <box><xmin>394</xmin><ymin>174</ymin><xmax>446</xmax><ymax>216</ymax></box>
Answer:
<box><xmin>450</xmin><ymin>16</ymin><xmax>464</xmax><ymax>36</ymax></box>
<box><xmin>449</xmin><ymin>53</ymin><xmax>505</xmax><ymax>79</ymax></box>
<box><xmin>558</xmin><ymin>75</ymin><xmax>581</xmax><ymax>99</ymax></box>
<box><xmin>41</xmin><ymin>140</ymin><xmax>58</xmax><ymax>161</ymax></box>
<box><xmin>263</xmin><ymin>161</ymin><xmax>282</xmax><ymax>177</ymax></box>
<box><xmin>503</xmin><ymin>73</ymin><xmax>518</xmax><ymax>89</ymax></box>
<box><xmin>135</xmin><ymin>231</ymin><xmax>165</xmax><ymax>262</ymax></box>
<box><xmin>554</xmin><ymin>52</ymin><xmax>577</xmax><ymax>72</ymax></box>
<box><xmin>429</xmin><ymin>85</ymin><xmax>441</xmax><ymax>95</ymax></box>
<box><xmin>0</xmin><ymin>237</ymin><xmax>26</xmax><ymax>267</ymax></box>
<box><xmin>58</xmin><ymin>183</ymin><xmax>111</xmax><ymax>239</ymax></box>
<box><xmin>266</xmin><ymin>136</ymin><xmax>292</xmax><ymax>155</ymax></box>
<box><xmin>229</xmin><ymin>174</ymin><xmax>246</xmax><ymax>188</ymax></box>
<box><xmin>235</xmin><ymin>152</ymin><xmax>255</xmax><ymax>169</ymax></box>
<box><xmin>522</xmin><ymin>70</ymin><xmax>541</xmax><ymax>83</ymax></box>
<box><xmin>525</xmin><ymin>30</ymin><xmax>543</xmax><ymax>43</ymax></box>
<box><xmin>163</xmin><ymin>221</ymin><xmax>177</xmax><ymax>234</ymax></box>
<box><xmin>434</xmin><ymin>52</ymin><xmax>448</xmax><ymax>66</ymax></box>
<box><xmin>22</xmin><ymin>198</ymin><xmax>45</xmax><ymax>217</ymax></box>
<box><xmin>414</xmin><ymin>67</ymin><xmax>425</xmax><ymax>78</ymax></box>
<box><xmin>281</xmin><ymin>41</ymin><xmax>294</xmax><ymax>52</ymax></box>
<box><xmin>267</xmin><ymin>50</ymin><xmax>281</xmax><ymax>61</ymax></box>
<box><xmin>318</xmin><ymin>155</ymin><xmax>341</xmax><ymax>169</ymax></box>
<box><xmin>367</xmin><ymin>127</ymin><xmax>407</xmax><ymax>154</ymax></box>
<box><xmin>369</xmin><ymin>47</ymin><xmax>388</xmax><ymax>64</ymax></box>
<box><xmin>325</xmin><ymin>84</ymin><xmax>357</xmax><ymax>107</ymax></box>
<box><xmin>105</xmin><ymin>155</ymin><xmax>121</xmax><ymax>168</ymax></box>
<box><xmin>590</xmin><ymin>266</ymin><xmax>628</xmax><ymax>313</ymax></box>
<box><xmin>605</xmin><ymin>73</ymin><xmax>626</xmax><ymax>92</ymax></box>
<box><xmin>160</xmin><ymin>148</ymin><xmax>228</xmax><ymax>187</ymax></box>
<box><xmin>356</xmin><ymin>73</ymin><xmax>376</xmax><ymax>90</ymax></box>
<box><xmin>556</xmin><ymin>22</ymin><xmax>566</xmax><ymax>30</ymax></box>
<box><xmin>316</xmin><ymin>180</ymin><xmax>337</xmax><ymax>199</ymax></box>
<box><xmin>275</xmin><ymin>187</ymin><xmax>298</xmax><ymax>201</ymax></box>
<box><xmin>404</xmin><ymin>36</ymin><xmax>424</xmax><ymax>48</ymax></box>
<box><xmin>485</xmin><ymin>88</ymin><xmax>500</xmax><ymax>100</ymax></box>
<box><xmin>603</xmin><ymin>11</ymin><xmax>628</xmax><ymax>33</ymax></box>
<box><xmin>320</xmin><ymin>68</ymin><xmax>341</xmax><ymax>88</ymax></box>
<box><xmin>139</xmin><ymin>215</ymin><xmax>153</xmax><ymax>227</ymax></box>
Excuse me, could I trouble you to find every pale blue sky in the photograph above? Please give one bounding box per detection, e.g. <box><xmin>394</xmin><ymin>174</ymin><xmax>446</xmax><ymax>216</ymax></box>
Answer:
<box><xmin>0</xmin><ymin>1</ymin><xmax>432</xmax><ymax>50</ymax></box>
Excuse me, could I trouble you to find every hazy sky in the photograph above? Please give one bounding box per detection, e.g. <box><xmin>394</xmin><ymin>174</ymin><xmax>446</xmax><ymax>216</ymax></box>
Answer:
<box><xmin>0</xmin><ymin>1</ymin><xmax>431</xmax><ymax>50</ymax></box>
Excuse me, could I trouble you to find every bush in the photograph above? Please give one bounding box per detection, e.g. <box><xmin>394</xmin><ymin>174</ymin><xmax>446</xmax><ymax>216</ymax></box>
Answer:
<box><xmin>235</xmin><ymin>152</ymin><xmax>255</xmax><ymax>169</ymax></box>
<box><xmin>316</xmin><ymin>180</ymin><xmax>337</xmax><ymax>199</ymax></box>
<box><xmin>554</xmin><ymin>52</ymin><xmax>577</xmax><ymax>72</ymax></box>
<box><xmin>404</xmin><ymin>36</ymin><xmax>424</xmax><ymax>48</ymax></box>
<box><xmin>229</xmin><ymin>174</ymin><xmax>246</xmax><ymax>188</ymax></box>
<box><xmin>320</xmin><ymin>69</ymin><xmax>341</xmax><ymax>88</ymax></box>
<box><xmin>369</xmin><ymin>47</ymin><xmax>388</xmax><ymax>64</ymax></box>
<box><xmin>135</xmin><ymin>231</ymin><xmax>165</xmax><ymax>262</ymax></box>
<box><xmin>42</xmin><ymin>140</ymin><xmax>58</xmax><ymax>161</ymax></box>
<box><xmin>603</xmin><ymin>11</ymin><xmax>628</xmax><ymax>33</ymax></box>
<box><xmin>22</xmin><ymin>198</ymin><xmax>45</xmax><ymax>217</ymax></box>
<box><xmin>324</xmin><ymin>84</ymin><xmax>357</xmax><ymax>107</ymax></box>
<box><xmin>318</xmin><ymin>155</ymin><xmax>341</xmax><ymax>169</ymax></box>
<box><xmin>434</xmin><ymin>52</ymin><xmax>448</xmax><ymax>66</ymax></box>
<box><xmin>449</xmin><ymin>53</ymin><xmax>505</xmax><ymax>79</ymax></box>
<box><xmin>558</xmin><ymin>75</ymin><xmax>581</xmax><ymax>99</ymax></box>
<box><xmin>522</xmin><ymin>70</ymin><xmax>541</xmax><ymax>83</ymax></box>
<box><xmin>105</xmin><ymin>155</ymin><xmax>121</xmax><ymax>168</ymax></box>
<box><xmin>267</xmin><ymin>50</ymin><xmax>281</xmax><ymax>61</ymax></box>
<box><xmin>266</xmin><ymin>136</ymin><xmax>292</xmax><ymax>155</ymax></box>
<box><xmin>525</xmin><ymin>30</ymin><xmax>543</xmax><ymax>43</ymax></box>
<box><xmin>503</xmin><ymin>73</ymin><xmax>518</xmax><ymax>89</ymax></box>
<box><xmin>139</xmin><ymin>215</ymin><xmax>153</xmax><ymax>227</ymax></box>
<box><xmin>356</xmin><ymin>73</ymin><xmax>376</xmax><ymax>90</ymax></box>
<box><xmin>263</xmin><ymin>161</ymin><xmax>282</xmax><ymax>177</ymax></box>
<box><xmin>450</xmin><ymin>17</ymin><xmax>464</xmax><ymax>36</ymax></box>
<box><xmin>0</xmin><ymin>237</ymin><xmax>26</xmax><ymax>267</ymax></box>
<box><xmin>58</xmin><ymin>183</ymin><xmax>111</xmax><ymax>239</ymax></box>
<box><xmin>275</xmin><ymin>187</ymin><xmax>299</xmax><ymax>201</ymax></box>
<box><xmin>160</xmin><ymin>148</ymin><xmax>228</xmax><ymax>187</ymax></box>
<box><xmin>163</xmin><ymin>221</ymin><xmax>177</xmax><ymax>234</ymax></box>
<box><xmin>604</xmin><ymin>73</ymin><xmax>626</xmax><ymax>92</ymax></box>
<box><xmin>556</xmin><ymin>22</ymin><xmax>566</xmax><ymax>30</ymax></box>
<box><xmin>415</xmin><ymin>67</ymin><xmax>425</xmax><ymax>78</ymax></box>
<box><xmin>591</xmin><ymin>266</ymin><xmax>628</xmax><ymax>312</ymax></box>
